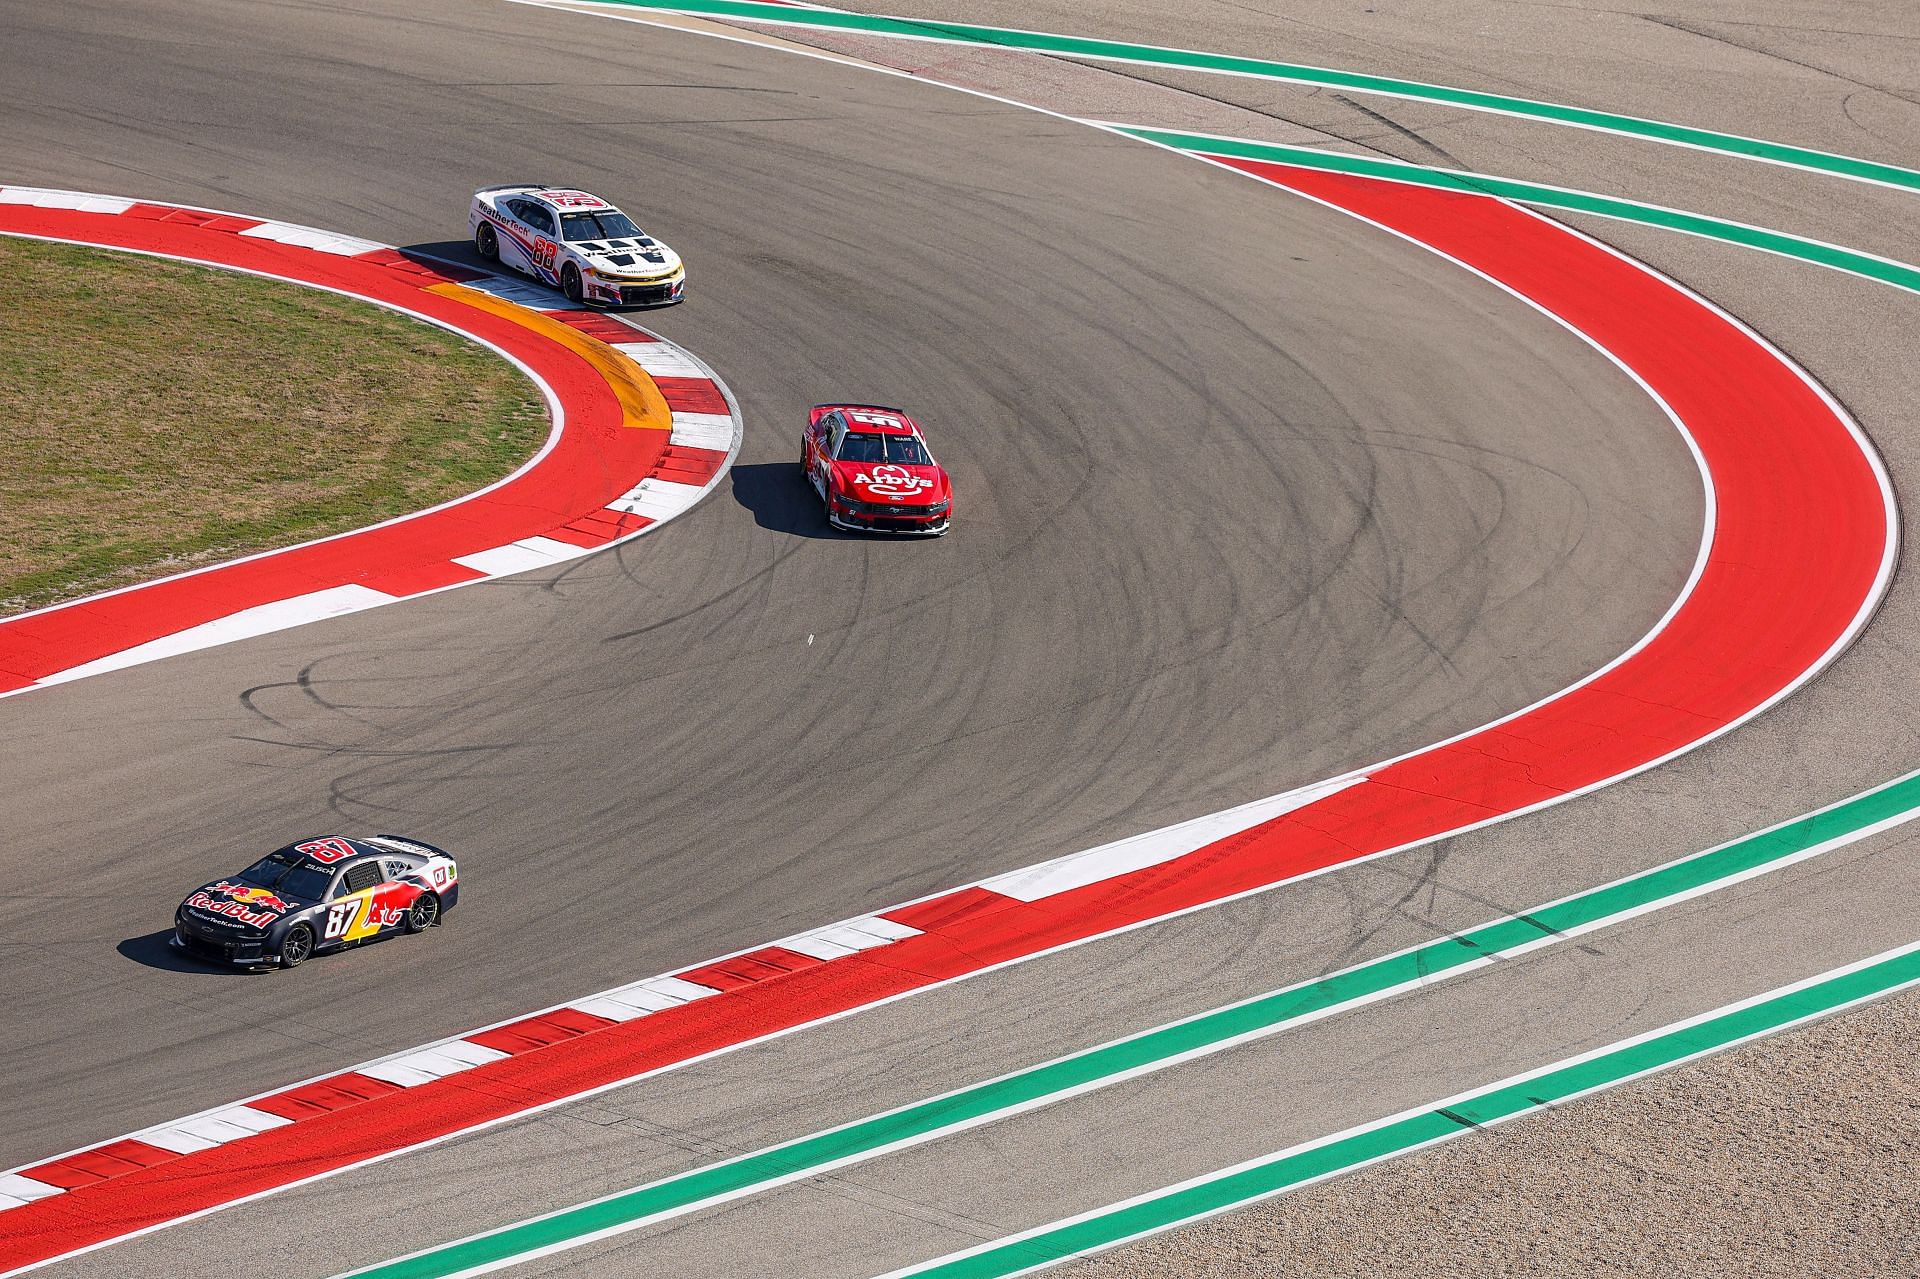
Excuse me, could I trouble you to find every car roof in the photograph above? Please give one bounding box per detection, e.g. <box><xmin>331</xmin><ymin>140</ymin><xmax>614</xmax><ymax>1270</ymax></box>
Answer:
<box><xmin>529</xmin><ymin>188</ymin><xmax>617</xmax><ymax>212</ymax></box>
<box><xmin>821</xmin><ymin>404</ymin><xmax>921</xmax><ymax>436</ymax></box>
<box><xmin>265</xmin><ymin>836</ymin><xmax>387</xmax><ymax>870</ymax></box>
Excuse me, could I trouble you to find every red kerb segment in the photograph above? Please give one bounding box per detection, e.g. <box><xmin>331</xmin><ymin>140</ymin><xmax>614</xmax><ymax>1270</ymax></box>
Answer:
<box><xmin>253</xmin><ymin>1073</ymin><xmax>406</xmax><ymax>1122</ymax></box>
<box><xmin>468</xmin><ymin>1009</ymin><xmax>619</xmax><ymax>1056</ymax></box>
<box><xmin>548</xmin><ymin>311</ymin><xmax>654</xmax><ymax>343</ymax></box>
<box><xmin>655</xmin><ymin>378</ymin><xmax>729</xmax><ymax>414</ymax></box>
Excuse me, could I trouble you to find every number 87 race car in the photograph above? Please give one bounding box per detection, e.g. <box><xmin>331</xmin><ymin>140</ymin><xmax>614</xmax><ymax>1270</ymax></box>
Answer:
<box><xmin>468</xmin><ymin>183</ymin><xmax>686</xmax><ymax>307</ymax></box>
<box><xmin>173</xmin><ymin>835</ymin><xmax>459</xmax><ymax>969</ymax></box>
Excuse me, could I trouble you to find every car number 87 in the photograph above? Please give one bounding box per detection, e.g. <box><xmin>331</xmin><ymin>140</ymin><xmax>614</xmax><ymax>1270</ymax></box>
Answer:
<box><xmin>323</xmin><ymin>901</ymin><xmax>358</xmax><ymax>940</ymax></box>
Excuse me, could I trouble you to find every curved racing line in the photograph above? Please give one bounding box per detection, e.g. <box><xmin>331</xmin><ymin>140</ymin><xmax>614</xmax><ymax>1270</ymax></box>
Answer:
<box><xmin>0</xmin><ymin>145</ymin><xmax>1895</xmax><ymax>1270</ymax></box>
<box><xmin>0</xmin><ymin>188</ymin><xmax>743</xmax><ymax>698</ymax></box>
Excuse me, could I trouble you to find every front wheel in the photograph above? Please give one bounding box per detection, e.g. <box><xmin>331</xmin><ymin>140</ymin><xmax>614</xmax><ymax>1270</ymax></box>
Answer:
<box><xmin>561</xmin><ymin>262</ymin><xmax>584</xmax><ymax>303</ymax></box>
<box><xmin>405</xmin><ymin>892</ymin><xmax>441</xmax><ymax>934</ymax></box>
<box><xmin>474</xmin><ymin>222</ymin><xmax>499</xmax><ymax>262</ymax></box>
<box><xmin>279</xmin><ymin>923</ymin><xmax>315</xmax><ymax>968</ymax></box>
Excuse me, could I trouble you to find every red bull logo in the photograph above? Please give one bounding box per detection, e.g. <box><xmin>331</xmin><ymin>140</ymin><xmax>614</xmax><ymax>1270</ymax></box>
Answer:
<box><xmin>186</xmin><ymin>882</ymin><xmax>291</xmax><ymax>926</ymax></box>
<box><xmin>211</xmin><ymin>881</ymin><xmax>291</xmax><ymax>913</ymax></box>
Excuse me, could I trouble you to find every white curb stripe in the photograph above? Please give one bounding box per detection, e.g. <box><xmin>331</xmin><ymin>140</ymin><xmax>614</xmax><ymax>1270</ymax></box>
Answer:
<box><xmin>359</xmin><ymin>1041</ymin><xmax>512</xmax><ymax>1088</ymax></box>
<box><xmin>616</xmin><ymin>343</ymin><xmax>706</xmax><ymax>378</ymax></box>
<box><xmin>451</xmin><ymin>536</ymin><xmax>593</xmax><ymax>577</ymax></box>
<box><xmin>0</xmin><ymin>1176</ymin><xmax>62</xmax><ymax>1211</ymax></box>
<box><xmin>979</xmin><ymin>776</ymin><xmax>1365</xmax><ymax>903</ymax></box>
<box><xmin>669</xmin><ymin>411</ymin><xmax>735</xmax><ymax>450</ymax></box>
<box><xmin>0</xmin><ymin>189</ymin><xmax>134</xmax><ymax>213</ymax></box>
<box><xmin>33</xmin><ymin>584</ymin><xmax>396</xmax><ymax>685</ymax></box>
<box><xmin>237</xmin><ymin>221</ymin><xmax>388</xmax><ymax>256</ymax></box>
<box><xmin>571</xmin><ymin>976</ymin><xmax>724</xmax><ymax>1024</ymax></box>
<box><xmin>607</xmin><ymin>476</ymin><xmax>706</xmax><ymax>519</ymax></box>
<box><xmin>780</xmin><ymin>915</ymin><xmax>924</xmax><ymax>960</ymax></box>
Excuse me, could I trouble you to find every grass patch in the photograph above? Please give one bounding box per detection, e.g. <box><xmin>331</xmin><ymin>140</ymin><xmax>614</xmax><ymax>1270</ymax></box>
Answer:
<box><xmin>0</xmin><ymin>237</ymin><xmax>547</xmax><ymax>614</ymax></box>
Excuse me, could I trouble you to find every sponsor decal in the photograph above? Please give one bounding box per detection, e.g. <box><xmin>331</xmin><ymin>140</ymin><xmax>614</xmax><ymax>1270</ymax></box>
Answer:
<box><xmin>541</xmin><ymin>190</ymin><xmax>606</xmax><ymax>208</ymax></box>
<box><xmin>297</xmin><ymin>837</ymin><xmax>357</xmax><ymax>864</ymax></box>
<box><xmin>185</xmin><ymin>891</ymin><xmax>279</xmax><ymax>929</ymax></box>
<box><xmin>323</xmin><ymin>886</ymin><xmax>416</xmax><ymax>941</ymax></box>
<box><xmin>854</xmin><ymin>464</ymin><xmax>934</xmax><ymax>500</ymax></box>
<box><xmin>210</xmin><ymin>880</ymin><xmax>292</xmax><ymax>912</ymax></box>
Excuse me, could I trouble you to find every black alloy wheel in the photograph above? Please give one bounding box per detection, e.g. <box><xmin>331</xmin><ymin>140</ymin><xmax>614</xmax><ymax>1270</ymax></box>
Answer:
<box><xmin>280</xmin><ymin>924</ymin><xmax>315</xmax><ymax>968</ymax></box>
<box><xmin>475</xmin><ymin>222</ymin><xmax>499</xmax><ymax>261</ymax></box>
<box><xmin>406</xmin><ymin>892</ymin><xmax>441</xmax><ymax>934</ymax></box>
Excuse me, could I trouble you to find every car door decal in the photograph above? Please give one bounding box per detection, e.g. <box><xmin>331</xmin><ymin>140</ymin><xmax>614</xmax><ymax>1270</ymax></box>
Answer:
<box><xmin>322</xmin><ymin>885</ymin><xmax>414</xmax><ymax>942</ymax></box>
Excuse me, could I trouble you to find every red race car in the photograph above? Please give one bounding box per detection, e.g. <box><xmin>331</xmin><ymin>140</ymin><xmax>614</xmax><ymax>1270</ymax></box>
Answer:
<box><xmin>802</xmin><ymin>404</ymin><xmax>953</xmax><ymax>536</ymax></box>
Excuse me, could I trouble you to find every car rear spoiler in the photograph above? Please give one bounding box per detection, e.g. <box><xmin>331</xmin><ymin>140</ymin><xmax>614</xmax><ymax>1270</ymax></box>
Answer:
<box><xmin>473</xmin><ymin>181</ymin><xmax>550</xmax><ymax>196</ymax></box>
<box><xmin>366</xmin><ymin>834</ymin><xmax>453</xmax><ymax>859</ymax></box>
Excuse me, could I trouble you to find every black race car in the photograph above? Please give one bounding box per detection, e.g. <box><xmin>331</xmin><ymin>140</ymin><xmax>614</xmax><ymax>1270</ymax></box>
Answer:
<box><xmin>173</xmin><ymin>835</ymin><xmax>460</xmax><ymax>969</ymax></box>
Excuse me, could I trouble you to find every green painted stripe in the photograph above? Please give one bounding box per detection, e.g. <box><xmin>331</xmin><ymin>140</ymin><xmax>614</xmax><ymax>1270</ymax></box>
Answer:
<box><xmin>877</xmin><ymin>940</ymin><xmax>1920</xmax><ymax>1279</ymax></box>
<box><xmin>1109</xmin><ymin>123</ymin><xmax>1920</xmax><ymax>297</ymax></box>
<box><xmin>338</xmin><ymin>770</ymin><xmax>1920</xmax><ymax>1279</ymax></box>
<box><xmin>565</xmin><ymin>0</ymin><xmax>1920</xmax><ymax>195</ymax></box>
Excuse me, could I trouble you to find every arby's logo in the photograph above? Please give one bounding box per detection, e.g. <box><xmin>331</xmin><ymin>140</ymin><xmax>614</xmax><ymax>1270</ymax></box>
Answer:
<box><xmin>854</xmin><ymin>464</ymin><xmax>935</xmax><ymax>500</ymax></box>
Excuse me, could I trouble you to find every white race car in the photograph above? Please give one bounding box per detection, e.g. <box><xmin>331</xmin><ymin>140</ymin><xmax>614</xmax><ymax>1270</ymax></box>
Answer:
<box><xmin>468</xmin><ymin>184</ymin><xmax>685</xmax><ymax>307</ymax></box>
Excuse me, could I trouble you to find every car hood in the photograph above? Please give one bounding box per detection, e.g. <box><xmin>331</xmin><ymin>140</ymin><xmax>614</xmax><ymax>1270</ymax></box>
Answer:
<box><xmin>829</xmin><ymin>460</ymin><xmax>948</xmax><ymax>506</ymax></box>
<box><xmin>181</xmin><ymin>879</ymin><xmax>305</xmax><ymax>926</ymax></box>
<box><xmin>574</xmin><ymin>239</ymin><xmax>681</xmax><ymax>275</ymax></box>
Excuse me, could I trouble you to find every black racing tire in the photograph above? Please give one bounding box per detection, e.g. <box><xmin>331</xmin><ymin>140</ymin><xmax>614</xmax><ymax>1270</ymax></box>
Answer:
<box><xmin>561</xmin><ymin>262</ymin><xmax>584</xmax><ymax>303</ymax></box>
<box><xmin>405</xmin><ymin>891</ymin><xmax>441</xmax><ymax>934</ymax></box>
<box><xmin>475</xmin><ymin>221</ymin><xmax>499</xmax><ymax>262</ymax></box>
<box><xmin>279</xmin><ymin>923</ymin><xmax>315</xmax><ymax>968</ymax></box>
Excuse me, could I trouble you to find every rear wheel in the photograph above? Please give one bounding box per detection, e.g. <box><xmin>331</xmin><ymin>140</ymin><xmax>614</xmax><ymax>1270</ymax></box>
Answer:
<box><xmin>561</xmin><ymin>262</ymin><xmax>584</xmax><ymax>303</ymax></box>
<box><xmin>405</xmin><ymin>892</ymin><xmax>441</xmax><ymax>934</ymax></box>
<box><xmin>474</xmin><ymin>222</ymin><xmax>499</xmax><ymax>262</ymax></box>
<box><xmin>279</xmin><ymin>924</ymin><xmax>315</xmax><ymax>968</ymax></box>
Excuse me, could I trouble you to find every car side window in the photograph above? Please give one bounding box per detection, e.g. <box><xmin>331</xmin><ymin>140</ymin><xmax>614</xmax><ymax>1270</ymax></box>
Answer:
<box><xmin>828</xmin><ymin>414</ymin><xmax>848</xmax><ymax>457</ymax></box>
<box><xmin>339</xmin><ymin>860</ymin><xmax>384</xmax><ymax>895</ymax></box>
<box><xmin>525</xmin><ymin>205</ymin><xmax>555</xmax><ymax>235</ymax></box>
<box><xmin>382</xmin><ymin>858</ymin><xmax>412</xmax><ymax>881</ymax></box>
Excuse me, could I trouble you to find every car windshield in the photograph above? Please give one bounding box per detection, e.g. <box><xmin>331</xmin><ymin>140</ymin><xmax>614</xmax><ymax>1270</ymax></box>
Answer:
<box><xmin>838</xmin><ymin>432</ymin><xmax>931</xmax><ymax>465</ymax></box>
<box><xmin>559</xmin><ymin>211</ymin><xmax>644</xmax><ymax>242</ymax></box>
<box><xmin>236</xmin><ymin>853</ymin><xmax>332</xmax><ymax>902</ymax></box>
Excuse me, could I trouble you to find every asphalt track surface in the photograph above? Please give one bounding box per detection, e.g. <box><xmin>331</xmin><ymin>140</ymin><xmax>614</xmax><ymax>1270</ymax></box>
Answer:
<box><xmin>3</xmin><ymin>0</ymin><xmax>1916</xmax><ymax>1274</ymax></box>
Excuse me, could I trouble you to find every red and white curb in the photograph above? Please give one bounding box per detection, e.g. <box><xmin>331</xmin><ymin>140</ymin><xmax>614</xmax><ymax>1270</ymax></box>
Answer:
<box><xmin>0</xmin><ymin>165</ymin><xmax>1896</xmax><ymax>1271</ymax></box>
<box><xmin>0</xmin><ymin>186</ymin><xmax>742</xmax><ymax>697</ymax></box>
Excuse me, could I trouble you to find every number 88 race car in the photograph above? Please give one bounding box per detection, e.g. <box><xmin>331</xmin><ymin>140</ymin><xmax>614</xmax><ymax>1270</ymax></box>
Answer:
<box><xmin>468</xmin><ymin>184</ymin><xmax>686</xmax><ymax>307</ymax></box>
<box><xmin>173</xmin><ymin>835</ymin><xmax>460</xmax><ymax>969</ymax></box>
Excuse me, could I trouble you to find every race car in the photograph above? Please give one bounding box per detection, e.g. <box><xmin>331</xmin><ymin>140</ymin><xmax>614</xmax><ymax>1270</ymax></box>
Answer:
<box><xmin>468</xmin><ymin>183</ymin><xmax>685</xmax><ymax>307</ymax></box>
<box><xmin>802</xmin><ymin>404</ymin><xmax>953</xmax><ymax>535</ymax></box>
<box><xmin>173</xmin><ymin>835</ymin><xmax>459</xmax><ymax>969</ymax></box>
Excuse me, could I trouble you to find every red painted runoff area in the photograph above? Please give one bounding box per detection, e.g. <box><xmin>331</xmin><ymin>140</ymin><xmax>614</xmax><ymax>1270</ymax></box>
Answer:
<box><xmin>0</xmin><ymin>169</ymin><xmax>1889</xmax><ymax>1272</ymax></box>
